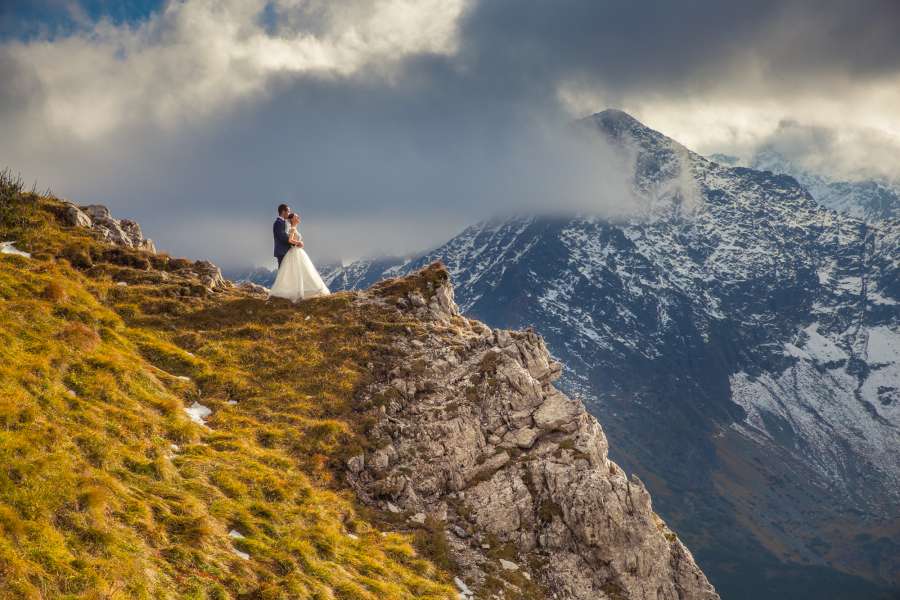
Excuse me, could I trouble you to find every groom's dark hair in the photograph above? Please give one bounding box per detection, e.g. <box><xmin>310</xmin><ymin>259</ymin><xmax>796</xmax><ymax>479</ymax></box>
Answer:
<box><xmin>277</xmin><ymin>203</ymin><xmax>289</xmax><ymax>216</ymax></box>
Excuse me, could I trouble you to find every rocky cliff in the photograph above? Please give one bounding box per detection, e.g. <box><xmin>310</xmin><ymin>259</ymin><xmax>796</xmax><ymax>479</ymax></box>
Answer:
<box><xmin>346</xmin><ymin>266</ymin><xmax>718</xmax><ymax>599</ymax></box>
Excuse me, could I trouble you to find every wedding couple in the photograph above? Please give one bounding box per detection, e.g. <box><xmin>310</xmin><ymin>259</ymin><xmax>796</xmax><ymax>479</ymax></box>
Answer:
<box><xmin>269</xmin><ymin>203</ymin><xmax>330</xmax><ymax>301</ymax></box>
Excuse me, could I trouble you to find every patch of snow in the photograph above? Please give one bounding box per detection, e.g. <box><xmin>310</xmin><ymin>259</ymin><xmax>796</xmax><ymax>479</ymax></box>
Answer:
<box><xmin>0</xmin><ymin>242</ymin><xmax>30</xmax><ymax>258</ymax></box>
<box><xmin>184</xmin><ymin>401</ymin><xmax>211</xmax><ymax>425</ymax></box>
<box><xmin>865</xmin><ymin>326</ymin><xmax>899</xmax><ymax>363</ymax></box>
<box><xmin>870</xmin><ymin>291</ymin><xmax>899</xmax><ymax>306</ymax></box>
<box><xmin>835</xmin><ymin>276</ymin><xmax>862</xmax><ymax>294</ymax></box>
<box><xmin>784</xmin><ymin>323</ymin><xmax>847</xmax><ymax>363</ymax></box>
<box><xmin>860</xmin><ymin>326</ymin><xmax>900</xmax><ymax>417</ymax></box>
<box><xmin>229</xmin><ymin>529</ymin><xmax>250</xmax><ymax>559</ymax></box>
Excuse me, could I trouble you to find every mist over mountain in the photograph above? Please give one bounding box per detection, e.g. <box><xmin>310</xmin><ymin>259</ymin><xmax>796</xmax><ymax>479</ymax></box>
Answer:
<box><xmin>709</xmin><ymin>149</ymin><xmax>900</xmax><ymax>223</ymax></box>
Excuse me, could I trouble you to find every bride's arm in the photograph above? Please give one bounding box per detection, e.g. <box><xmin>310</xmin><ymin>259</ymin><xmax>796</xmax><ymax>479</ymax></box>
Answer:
<box><xmin>289</xmin><ymin>229</ymin><xmax>304</xmax><ymax>247</ymax></box>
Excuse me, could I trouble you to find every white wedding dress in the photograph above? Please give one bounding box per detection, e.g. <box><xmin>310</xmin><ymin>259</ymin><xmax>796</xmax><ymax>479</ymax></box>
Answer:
<box><xmin>269</xmin><ymin>227</ymin><xmax>330</xmax><ymax>301</ymax></box>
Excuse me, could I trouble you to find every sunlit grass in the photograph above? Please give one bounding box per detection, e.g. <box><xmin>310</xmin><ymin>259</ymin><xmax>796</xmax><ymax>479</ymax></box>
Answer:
<box><xmin>0</xmin><ymin>176</ymin><xmax>454</xmax><ymax>599</ymax></box>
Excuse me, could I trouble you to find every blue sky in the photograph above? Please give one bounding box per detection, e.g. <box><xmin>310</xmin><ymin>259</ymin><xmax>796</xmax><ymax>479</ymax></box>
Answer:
<box><xmin>1</xmin><ymin>0</ymin><xmax>899</xmax><ymax>268</ymax></box>
<box><xmin>1</xmin><ymin>0</ymin><xmax>163</xmax><ymax>39</ymax></box>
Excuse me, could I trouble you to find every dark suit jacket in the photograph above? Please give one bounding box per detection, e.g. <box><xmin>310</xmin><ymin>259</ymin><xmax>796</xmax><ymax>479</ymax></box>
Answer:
<box><xmin>273</xmin><ymin>217</ymin><xmax>291</xmax><ymax>259</ymax></box>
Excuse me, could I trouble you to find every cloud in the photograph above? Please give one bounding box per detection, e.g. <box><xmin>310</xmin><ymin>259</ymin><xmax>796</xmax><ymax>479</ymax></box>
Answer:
<box><xmin>2</xmin><ymin>0</ymin><xmax>900</xmax><ymax>267</ymax></box>
<box><xmin>1</xmin><ymin>0</ymin><xmax>467</xmax><ymax>138</ymax></box>
<box><xmin>731</xmin><ymin>119</ymin><xmax>900</xmax><ymax>184</ymax></box>
<box><xmin>460</xmin><ymin>0</ymin><xmax>900</xmax><ymax>98</ymax></box>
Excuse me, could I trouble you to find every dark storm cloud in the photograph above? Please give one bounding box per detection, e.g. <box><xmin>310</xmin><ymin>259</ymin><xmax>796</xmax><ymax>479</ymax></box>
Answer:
<box><xmin>458</xmin><ymin>0</ymin><xmax>900</xmax><ymax>96</ymax></box>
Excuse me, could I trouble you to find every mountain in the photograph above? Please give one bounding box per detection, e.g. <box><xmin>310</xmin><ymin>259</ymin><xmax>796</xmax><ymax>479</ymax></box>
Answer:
<box><xmin>0</xmin><ymin>172</ymin><xmax>717</xmax><ymax>598</ymax></box>
<box><xmin>325</xmin><ymin>110</ymin><xmax>900</xmax><ymax>600</ymax></box>
<box><xmin>709</xmin><ymin>149</ymin><xmax>900</xmax><ymax>222</ymax></box>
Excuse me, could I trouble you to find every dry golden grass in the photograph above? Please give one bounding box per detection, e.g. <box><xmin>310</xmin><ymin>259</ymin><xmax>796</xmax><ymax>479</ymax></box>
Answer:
<box><xmin>0</xmin><ymin>174</ymin><xmax>454</xmax><ymax>599</ymax></box>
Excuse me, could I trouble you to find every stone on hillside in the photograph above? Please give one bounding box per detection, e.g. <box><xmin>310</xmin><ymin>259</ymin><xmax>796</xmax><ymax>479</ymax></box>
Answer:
<box><xmin>408</xmin><ymin>292</ymin><xmax>426</xmax><ymax>307</ymax></box>
<box><xmin>428</xmin><ymin>283</ymin><xmax>459</xmax><ymax>319</ymax></box>
<box><xmin>532</xmin><ymin>390</ymin><xmax>581</xmax><ymax>431</ymax></box>
<box><xmin>239</xmin><ymin>281</ymin><xmax>268</xmax><ymax>296</ymax></box>
<box><xmin>119</xmin><ymin>219</ymin><xmax>143</xmax><ymax>242</ymax></box>
<box><xmin>347</xmin><ymin>454</ymin><xmax>365</xmax><ymax>474</ymax></box>
<box><xmin>63</xmin><ymin>205</ymin><xmax>92</xmax><ymax>228</ymax></box>
<box><xmin>194</xmin><ymin>260</ymin><xmax>227</xmax><ymax>290</ymax></box>
<box><xmin>453</xmin><ymin>577</ymin><xmax>473</xmax><ymax>598</ymax></box>
<box><xmin>74</xmin><ymin>203</ymin><xmax>157</xmax><ymax>254</ymax></box>
<box><xmin>499</xmin><ymin>559</ymin><xmax>518</xmax><ymax>571</ymax></box>
<box><xmin>81</xmin><ymin>205</ymin><xmax>111</xmax><ymax>220</ymax></box>
<box><xmin>502</xmin><ymin>427</ymin><xmax>539</xmax><ymax>449</ymax></box>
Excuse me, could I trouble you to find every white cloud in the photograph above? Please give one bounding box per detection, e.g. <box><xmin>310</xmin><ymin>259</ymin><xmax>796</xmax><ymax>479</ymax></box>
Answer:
<box><xmin>3</xmin><ymin>0</ymin><xmax>468</xmax><ymax>139</ymax></box>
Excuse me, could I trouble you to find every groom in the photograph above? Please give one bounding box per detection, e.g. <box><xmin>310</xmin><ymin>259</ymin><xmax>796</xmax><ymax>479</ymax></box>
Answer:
<box><xmin>273</xmin><ymin>203</ymin><xmax>301</xmax><ymax>267</ymax></box>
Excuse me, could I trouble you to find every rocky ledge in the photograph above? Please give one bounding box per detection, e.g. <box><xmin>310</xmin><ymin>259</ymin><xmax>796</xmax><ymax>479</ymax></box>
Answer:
<box><xmin>60</xmin><ymin>201</ymin><xmax>239</xmax><ymax>292</ymax></box>
<box><xmin>347</xmin><ymin>264</ymin><xmax>719</xmax><ymax>600</ymax></box>
<box><xmin>63</xmin><ymin>202</ymin><xmax>158</xmax><ymax>254</ymax></box>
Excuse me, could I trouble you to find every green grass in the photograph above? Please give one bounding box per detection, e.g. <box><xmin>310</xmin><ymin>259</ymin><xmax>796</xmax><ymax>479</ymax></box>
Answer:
<box><xmin>0</xmin><ymin>174</ymin><xmax>455</xmax><ymax>599</ymax></box>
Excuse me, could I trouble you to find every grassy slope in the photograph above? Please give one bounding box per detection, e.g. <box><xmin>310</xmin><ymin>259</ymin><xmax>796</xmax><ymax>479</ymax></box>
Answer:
<box><xmin>0</xmin><ymin>175</ymin><xmax>454</xmax><ymax>599</ymax></box>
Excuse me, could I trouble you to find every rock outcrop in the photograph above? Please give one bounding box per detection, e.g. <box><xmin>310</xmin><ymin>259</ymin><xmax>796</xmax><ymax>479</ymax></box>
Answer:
<box><xmin>63</xmin><ymin>202</ymin><xmax>156</xmax><ymax>253</ymax></box>
<box><xmin>192</xmin><ymin>259</ymin><xmax>227</xmax><ymax>291</ymax></box>
<box><xmin>60</xmin><ymin>201</ymin><xmax>234</xmax><ymax>292</ymax></box>
<box><xmin>348</xmin><ymin>265</ymin><xmax>719</xmax><ymax>600</ymax></box>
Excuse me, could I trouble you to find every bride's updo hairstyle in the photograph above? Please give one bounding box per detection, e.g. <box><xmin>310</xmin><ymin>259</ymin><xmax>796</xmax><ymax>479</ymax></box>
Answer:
<box><xmin>288</xmin><ymin>213</ymin><xmax>301</xmax><ymax>224</ymax></box>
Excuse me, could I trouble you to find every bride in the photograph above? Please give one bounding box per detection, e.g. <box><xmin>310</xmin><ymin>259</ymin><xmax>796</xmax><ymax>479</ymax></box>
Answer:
<box><xmin>269</xmin><ymin>213</ymin><xmax>330</xmax><ymax>301</ymax></box>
